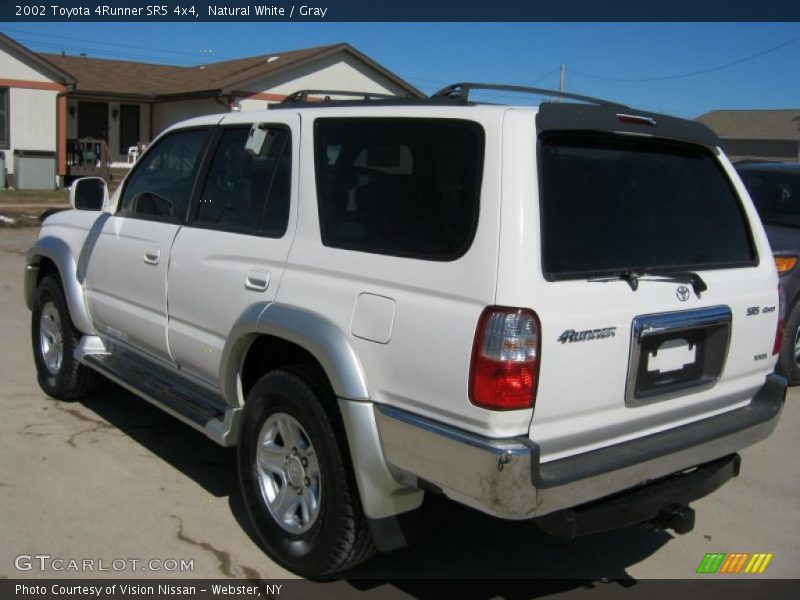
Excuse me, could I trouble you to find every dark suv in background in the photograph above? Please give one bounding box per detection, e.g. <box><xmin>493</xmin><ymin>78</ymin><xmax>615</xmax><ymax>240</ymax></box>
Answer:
<box><xmin>737</xmin><ymin>162</ymin><xmax>800</xmax><ymax>384</ymax></box>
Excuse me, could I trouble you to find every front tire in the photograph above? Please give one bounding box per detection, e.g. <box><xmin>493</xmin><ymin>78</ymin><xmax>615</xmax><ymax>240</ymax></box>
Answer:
<box><xmin>31</xmin><ymin>275</ymin><xmax>99</xmax><ymax>400</ymax></box>
<box><xmin>238</xmin><ymin>367</ymin><xmax>375</xmax><ymax>576</ymax></box>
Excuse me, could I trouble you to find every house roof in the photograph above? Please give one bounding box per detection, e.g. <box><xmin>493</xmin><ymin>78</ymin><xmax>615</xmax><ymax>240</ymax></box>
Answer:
<box><xmin>696</xmin><ymin>109</ymin><xmax>800</xmax><ymax>141</ymax></box>
<box><xmin>0</xmin><ymin>32</ymin><xmax>75</xmax><ymax>85</ymax></box>
<box><xmin>38</xmin><ymin>43</ymin><xmax>423</xmax><ymax>100</ymax></box>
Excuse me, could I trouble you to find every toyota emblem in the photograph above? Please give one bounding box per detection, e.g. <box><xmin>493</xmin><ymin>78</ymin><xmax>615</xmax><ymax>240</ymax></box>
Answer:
<box><xmin>676</xmin><ymin>286</ymin><xmax>690</xmax><ymax>302</ymax></box>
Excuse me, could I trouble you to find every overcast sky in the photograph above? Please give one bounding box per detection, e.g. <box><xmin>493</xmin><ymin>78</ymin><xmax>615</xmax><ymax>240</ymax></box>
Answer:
<box><xmin>2</xmin><ymin>22</ymin><xmax>799</xmax><ymax>118</ymax></box>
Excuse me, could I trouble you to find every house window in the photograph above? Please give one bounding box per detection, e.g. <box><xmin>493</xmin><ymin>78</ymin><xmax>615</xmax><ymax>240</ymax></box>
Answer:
<box><xmin>119</xmin><ymin>104</ymin><xmax>140</xmax><ymax>154</ymax></box>
<box><xmin>0</xmin><ymin>88</ymin><xmax>9</xmax><ymax>149</ymax></box>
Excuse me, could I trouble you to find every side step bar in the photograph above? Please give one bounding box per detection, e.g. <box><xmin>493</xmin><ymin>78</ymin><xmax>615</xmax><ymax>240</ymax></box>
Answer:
<box><xmin>79</xmin><ymin>344</ymin><xmax>240</xmax><ymax>447</ymax></box>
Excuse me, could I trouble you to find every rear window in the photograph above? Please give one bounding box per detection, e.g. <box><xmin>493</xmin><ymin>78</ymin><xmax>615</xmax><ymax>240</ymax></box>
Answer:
<box><xmin>539</xmin><ymin>135</ymin><xmax>756</xmax><ymax>279</ymax></box>
<box><xmin>738</xmin><ymin>168</ymin><xmax>800</xmax><ymax>228</ymax></box>
<box><xmin>314</xmin><ymin>118</ymin><xmax>484</xmax><ymax>260</ymax></box>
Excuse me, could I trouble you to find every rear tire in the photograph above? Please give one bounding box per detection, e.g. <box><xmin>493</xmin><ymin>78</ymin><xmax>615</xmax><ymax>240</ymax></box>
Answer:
<box><xmin>238</xmin><ymin>366</ymin><xmax>375</xmax><ymax>576</ymax></box>
<box><xmin>31</xmin><ymin>275</ymin><xmax>100</xmax><ymax>400</ymax></box>
<box><xmin>778</xmin><ymin>300</ymin><xmax>800</xmax><ymax>386</ymax></box>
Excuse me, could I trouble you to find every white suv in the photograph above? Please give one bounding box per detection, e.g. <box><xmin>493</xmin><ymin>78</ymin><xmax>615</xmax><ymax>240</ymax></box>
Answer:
<box><xmin>25</xmin><ymin>84</ymin><xmax>786</xmax><ymax>576</ymax></box>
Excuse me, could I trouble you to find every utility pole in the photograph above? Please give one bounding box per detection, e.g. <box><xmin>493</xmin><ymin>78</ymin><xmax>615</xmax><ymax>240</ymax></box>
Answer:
<box><xmin>558</xmin><ymin>64</ymin><xmax>566</xmax><ymax>101</ymax></box>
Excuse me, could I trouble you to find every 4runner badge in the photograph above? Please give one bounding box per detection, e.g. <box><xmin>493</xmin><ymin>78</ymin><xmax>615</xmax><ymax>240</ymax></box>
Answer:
<box><xmin>558</xmin><ymin>327</ymin><xmax>617</xmax><ymax>344</ymax></box>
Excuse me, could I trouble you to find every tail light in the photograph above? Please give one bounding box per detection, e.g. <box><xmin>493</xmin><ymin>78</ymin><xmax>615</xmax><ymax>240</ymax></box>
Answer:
<box><xmin>469</xmin><ymin>307</ymin><xmax>540</xmax><ymax>410</ymax></box>
<box><xmin>773</xmin><ymin>286</ymin><xmax>785</xmax><ymax>355</ymax></box>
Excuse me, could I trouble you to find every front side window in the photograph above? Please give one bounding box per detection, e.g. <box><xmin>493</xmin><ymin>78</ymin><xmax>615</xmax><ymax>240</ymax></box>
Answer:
<box><xmin>119</xmin><ymin>128</ymin><xmax>210</xmax><ymax>221</ymax></box>
<box><xmin>315</xmin><ymin>118</ymin><xmax>484</xmax><ymax>260</ymax></box>
<box><xmin>539</xmin><ymin>134</ymin><xmax>756</xmax><ymax>278</ymax></box>
<box><xmin>192</xmin><ymin>126</ymin><xmax>291</xmax><ymax>236</ymax></box>
<box><xmin>0</xmin><ymin>88</ymin><xmax>9</xmax><ymax>149</ymax></box>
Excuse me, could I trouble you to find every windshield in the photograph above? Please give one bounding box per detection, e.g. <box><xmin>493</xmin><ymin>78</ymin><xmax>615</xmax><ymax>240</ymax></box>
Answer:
<box><xmin>738</xmin><ymin>168</ymin><xmax>800</xmax><ymax>228</ymax></box>
<box><xmin>539</xmin><ymin>134</ymin><xmax>757</xmax><ymax>279</ymax></box>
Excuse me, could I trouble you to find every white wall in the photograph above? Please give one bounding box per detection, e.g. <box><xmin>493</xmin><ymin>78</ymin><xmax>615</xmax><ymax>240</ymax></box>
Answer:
<box><xmin>237</xmin><ymin>50</ymin><xmax>409</xmax><ymax>111</ymax></box>
<box><xmin>0</xmin><ymin>45</ymin><xmax>60</xmax><ymax>177</ymax></box>
<box><xmin>143</xmin><ymin>51</ymin><xmax>413</xmax><ymax>137</ymax></box>
<box><xmin>0</xmin><ymin>47</ymin><xmax>54</xmax><ymax>83</ymax></box>
<box><xmin>5</xmin><ymin>88</ymin><xmax>58</xmax><ymax>176</ymax></box>
<box><xmin>152</xmin><ymin>98</ymin><xmax>224</xmax><ymax>135</ymax></box>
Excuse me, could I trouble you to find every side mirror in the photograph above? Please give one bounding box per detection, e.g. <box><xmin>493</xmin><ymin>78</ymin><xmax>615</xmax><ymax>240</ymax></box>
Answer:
<box><xmin>69</xmin><ymin>177</ymin><xmax>108</xmax><ymax>211</ymax></box>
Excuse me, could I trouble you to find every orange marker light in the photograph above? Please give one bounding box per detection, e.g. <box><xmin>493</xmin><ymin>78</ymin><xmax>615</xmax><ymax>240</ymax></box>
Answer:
<box><xmin>774</xmin><ymin>256</ymin><xmax>798</xmax><ymax>275</ymax></box>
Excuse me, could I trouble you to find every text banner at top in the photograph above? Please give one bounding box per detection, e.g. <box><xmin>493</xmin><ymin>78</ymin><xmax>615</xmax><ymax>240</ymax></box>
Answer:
<box><xmin>3</xmin><ymin>0</ymin><xmax>800</xmax><ymax>22</ymax></box>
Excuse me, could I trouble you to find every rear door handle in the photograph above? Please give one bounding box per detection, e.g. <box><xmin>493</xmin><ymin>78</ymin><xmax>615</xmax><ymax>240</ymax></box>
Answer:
<box><xmin>143</xmin><ymin>248</ymin><xmax>160</xmax><ymax>265</ymax></box>
<box><xmin>245</xmin><ymin>269</ymin><xmax>270</xmax><ymax>292</ymax></box>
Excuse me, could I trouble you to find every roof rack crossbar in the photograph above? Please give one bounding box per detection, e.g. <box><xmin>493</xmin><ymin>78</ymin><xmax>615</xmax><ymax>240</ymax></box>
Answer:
<box><xmin>279</xmin><ymin>89</ymin><xmax>400</xmax><ymax>104</ymax></box>
<box><xmin>431</xmin><ymin>82</ymin><xmax>628</xmax><ymax>109</ymax></box>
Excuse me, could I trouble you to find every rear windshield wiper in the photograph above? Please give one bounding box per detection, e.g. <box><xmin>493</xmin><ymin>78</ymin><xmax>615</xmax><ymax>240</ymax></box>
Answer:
<box><xmin>590</xmin><ymin>270</ymin><xmax>707</xmax><ymax>297</ymax></box>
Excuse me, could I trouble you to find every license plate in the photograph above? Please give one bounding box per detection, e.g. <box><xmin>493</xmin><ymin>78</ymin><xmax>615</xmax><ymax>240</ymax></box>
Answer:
<box><xmin>647</xmin><ymin>338</ymin><xmax>697</xmax><ymax>374</ymax></box>
<box><xmin>626</xmin><ymin>306</ymin><xmax>731</xmax><ymax>406</ymax></box>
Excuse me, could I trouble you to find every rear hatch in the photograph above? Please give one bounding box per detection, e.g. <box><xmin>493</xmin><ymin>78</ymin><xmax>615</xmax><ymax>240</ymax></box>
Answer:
<box><xmin>528</xmin><ymin>104</ymin><xmax>779</xmax><ymax>462</ymax></box>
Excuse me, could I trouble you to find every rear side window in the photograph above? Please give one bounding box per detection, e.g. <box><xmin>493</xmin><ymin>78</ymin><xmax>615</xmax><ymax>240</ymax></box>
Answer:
<box><xmin>193</xmin><ymin>126</ymin><xmax>291</xmax><ymax>236</ymax></box>
<box><xmin>539</xmin><ymin>135</ymin><xmax>756</xmax><ymax>278</ymax></box>
<box><xmin>314</xmin><ymin>118</ymin><xmax>484</xmax><ymax>260</ymax></box>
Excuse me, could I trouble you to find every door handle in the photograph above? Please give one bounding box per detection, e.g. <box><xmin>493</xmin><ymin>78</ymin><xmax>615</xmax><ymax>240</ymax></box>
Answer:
<box><xmin>143</xmin><ymin>248</ymin><xmax>160</xmax><ymax>265</ymax></box>
<box><xmin>245</xmin><ymin>270</ymin><xmax>270</xmax><ymax>292</ymax></box>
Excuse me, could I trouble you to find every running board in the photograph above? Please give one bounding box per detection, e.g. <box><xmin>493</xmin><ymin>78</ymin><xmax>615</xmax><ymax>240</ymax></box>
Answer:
<box><xmin>79</xmin><ymin>346</ymin><xmax>240</xmax><ymax>447</ymax></box>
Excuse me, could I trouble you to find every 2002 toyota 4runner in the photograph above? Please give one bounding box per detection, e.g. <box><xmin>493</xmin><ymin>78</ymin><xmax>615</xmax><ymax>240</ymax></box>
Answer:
<box><xmin>25</xmin><ymin>84</ymin><xmax>786</xmax><ymax>576</ymax></box>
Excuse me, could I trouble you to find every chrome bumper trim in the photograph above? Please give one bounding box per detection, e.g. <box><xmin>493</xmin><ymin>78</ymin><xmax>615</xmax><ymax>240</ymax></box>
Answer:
<box><xmin>374</xmin><ymin>374</ymin><xmax>785</xmax><ymax>520</ymax></box>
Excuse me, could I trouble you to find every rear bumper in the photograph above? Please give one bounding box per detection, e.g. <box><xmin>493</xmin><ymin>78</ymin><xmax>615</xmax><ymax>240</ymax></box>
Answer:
<box><xmin>374</xmin><ymin>373</ymin><xmax>786</xmax><ymax>520</ymax></box>
<box><xmin>535</xmin><ymin>453</ymin><xmax>739</xmax><ymax>539</ymax></box>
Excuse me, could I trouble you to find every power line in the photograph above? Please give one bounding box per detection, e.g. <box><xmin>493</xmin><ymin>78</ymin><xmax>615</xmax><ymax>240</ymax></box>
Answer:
<box><xmin>399</xmin><ymin>75</ymin><xmax>453</xmax><ymax>86</ymax></box>
<box><xmin>401</xmin><ymin>67</ymin><xmax>563</xmax><ymax>100</ymax></box>
<box><xmin>0</xmin><ymin>26</ymin><xmax>237</xmax><ymax>63</ymax></box>
<box><xmin>570</xmin><ymin>34</ymin><xmax>800</xmax><ymax>83</ymax></box>
<box><xmin>566</xmin><ymin>82</ymin><xmax>694</xmax><ymax>117</ymax></box>
<box><xmin>7</xmin><ymin>37</ymin><xmax>203</xmax><ymax>66</ymax></box>
<box><xmin>476</xmin><ymin>66</ymin><xmax>562</xmax><ymax>101</ymax></box>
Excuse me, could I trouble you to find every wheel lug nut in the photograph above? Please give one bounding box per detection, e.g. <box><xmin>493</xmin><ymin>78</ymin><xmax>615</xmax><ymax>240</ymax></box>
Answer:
<box><xmin>295</xmin><ymin>487</ymin><xmax>302</xmax><ymax>495</ymax></box>
<box><xmin>291</xmin><ymin>448</ymin><xmax>298</xmax><ymax>456</ymax></box>
<box><xmin>300</xmin><ymin>457</ymin><xmax>308</xmax><ymax>467</ymax></box>
<box><xmin>304</xmin><ymin>477</ymin><xmax>310</xmax><ymax>487</ymax></box>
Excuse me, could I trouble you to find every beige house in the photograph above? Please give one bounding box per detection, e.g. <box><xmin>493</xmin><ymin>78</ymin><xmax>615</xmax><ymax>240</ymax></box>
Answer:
<box><xmin>697</xmin><ymin>109</ymin><xmax>800</xmax><ymax>163</ymax></box>
<box><xmin>0</xmin><ymin>33</ymin><xmax>421</xmax><ymax>188</ymax></box>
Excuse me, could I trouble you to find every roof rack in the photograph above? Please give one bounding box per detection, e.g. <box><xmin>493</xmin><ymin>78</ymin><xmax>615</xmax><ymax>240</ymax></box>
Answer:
<box><xmin>269</xmin><ymin>89</ymin><xmax>459</xmax><ymax>110</ymax></box>
<box><xmin>279</xmin><ymin>89</ymin><xmax>400</xmax><ymax>104</ymax></box>
<box><xmin>431</xmin><ymin>82</ymin><xmax>628</xmax><ymax>109</ymax></box>
<box><xmin>268</xmin><ymin>83</ymin><xmax>628</xmax><ymax>110</ymax></box>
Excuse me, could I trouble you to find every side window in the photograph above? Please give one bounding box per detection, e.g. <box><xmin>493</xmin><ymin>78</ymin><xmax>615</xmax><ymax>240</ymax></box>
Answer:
<box><xmin>314</xmin><ymin>118</ymin><xmax>484</xmax><ymax>260</ymax></box>
<box><xmin>119</xmin><ymin>128</ymin><xmax>210</xmax><ymax>221</ymax></box>
<box><xmin>193</xmin><ymin>126</ymin><xmax>291</xmax><ymax>236</ymax></box>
